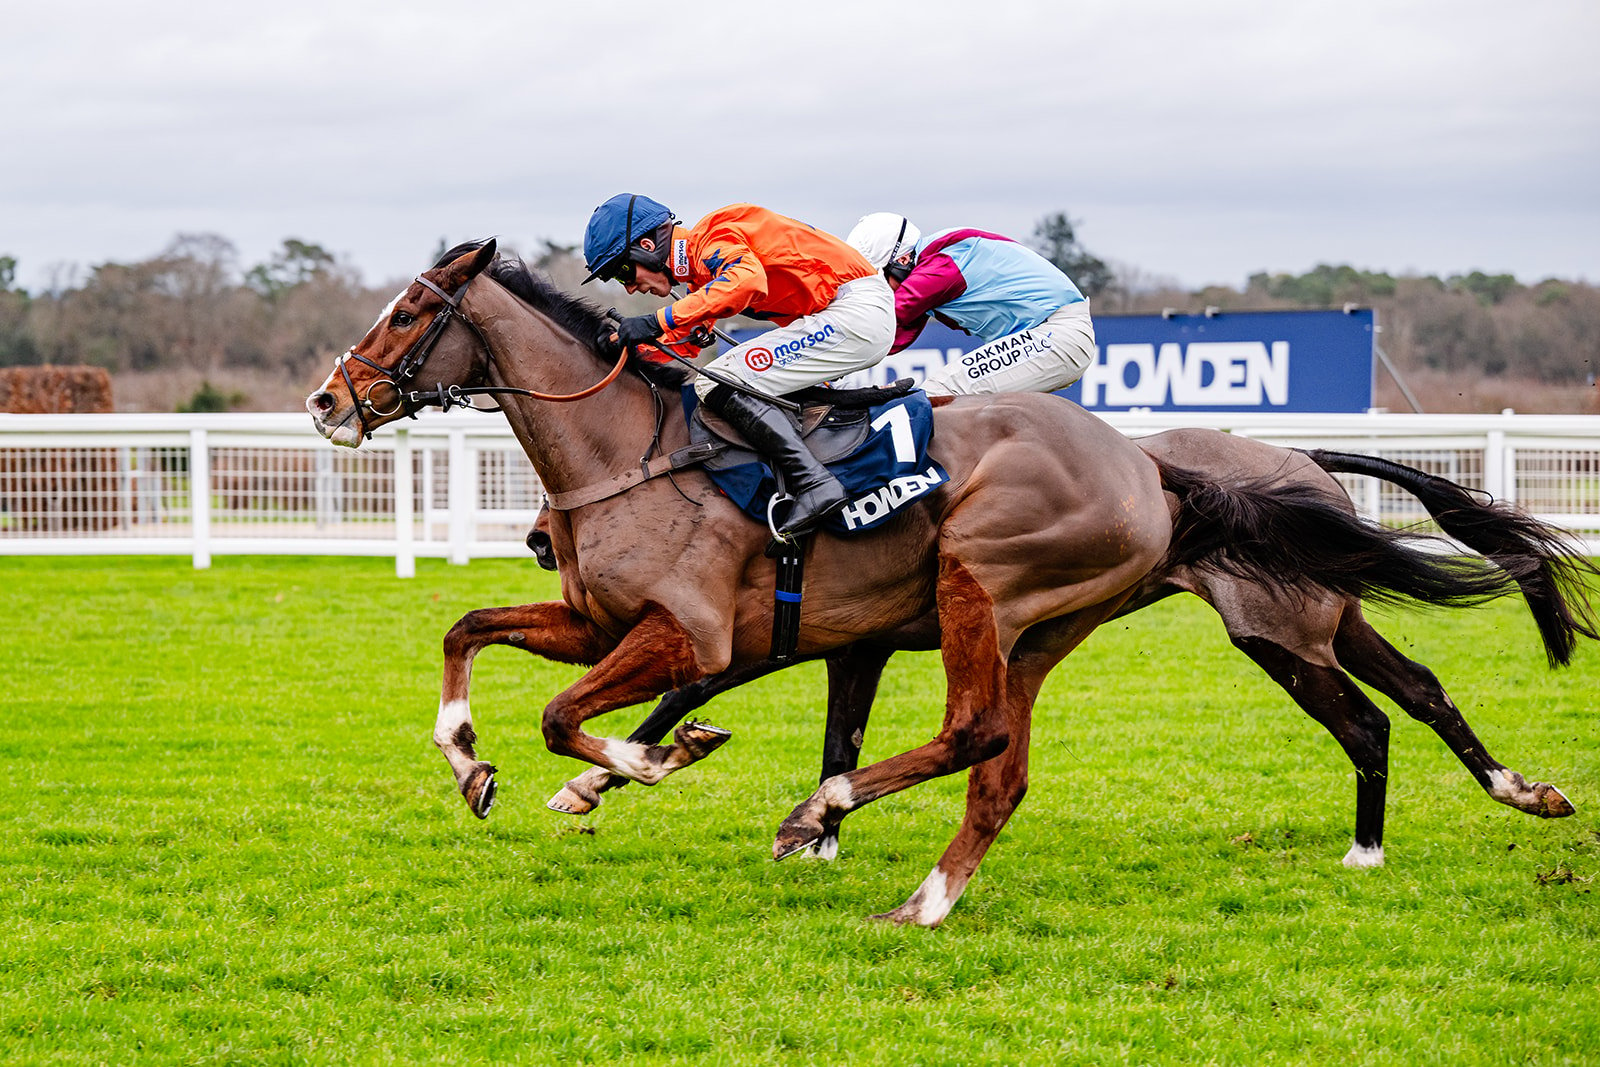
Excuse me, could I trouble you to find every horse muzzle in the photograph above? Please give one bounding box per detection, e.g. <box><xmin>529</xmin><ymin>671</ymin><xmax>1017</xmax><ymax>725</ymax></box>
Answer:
<box><xmin>306</xmin><ymin>390</ymin><xmax>363</xmax><ymax>448</ymax></box>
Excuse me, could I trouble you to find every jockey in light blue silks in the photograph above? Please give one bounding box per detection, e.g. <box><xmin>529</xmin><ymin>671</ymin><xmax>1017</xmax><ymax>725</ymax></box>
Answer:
<box><xmin>845</xmin><ymin>213</ymin><xmax>1096</xmax><ymax>396</ymax></box>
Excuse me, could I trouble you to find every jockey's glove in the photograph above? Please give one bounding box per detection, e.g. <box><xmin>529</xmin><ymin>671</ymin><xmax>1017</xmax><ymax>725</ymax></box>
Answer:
<box><xmin>595</xmin><ymin>324</ymin><xmax>625</xmax><ymax>359</ymax></box>
<box><xmin>615</xmin><ymin>313</ymin><xmax>665</xmax><ymax>348</ymax></box>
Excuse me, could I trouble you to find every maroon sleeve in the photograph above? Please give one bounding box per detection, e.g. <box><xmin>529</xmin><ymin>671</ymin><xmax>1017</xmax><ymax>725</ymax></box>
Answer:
<box><xmin>890</xmin><ymin>253</ymin><xmax>966</xmax><ymax>353</ymax></box>
<box><xmin>890</xmin><ymin>310</ymin><xmax>930</xmax><ymax>354</ymax></box>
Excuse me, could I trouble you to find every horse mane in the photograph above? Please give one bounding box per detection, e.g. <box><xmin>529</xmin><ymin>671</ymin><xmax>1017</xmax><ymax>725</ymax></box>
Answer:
<box><xmin>433</xmin><ymin>240</ymin><xmax>688</xmax><ymax>389</ymax></box>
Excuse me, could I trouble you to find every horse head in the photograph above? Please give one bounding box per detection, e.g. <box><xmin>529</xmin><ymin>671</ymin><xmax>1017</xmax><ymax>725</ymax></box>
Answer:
<box><xmin>307</xmin><ymin>241</ymin><xmax>498</xmax><ymax>447</ymax></box>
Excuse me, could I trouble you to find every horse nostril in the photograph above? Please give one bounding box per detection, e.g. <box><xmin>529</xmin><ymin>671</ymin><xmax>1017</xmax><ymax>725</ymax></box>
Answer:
<box><xmin>310</xmin><ymin>391</ymin><xmax>335</xmax><ymax>414</ymax></box>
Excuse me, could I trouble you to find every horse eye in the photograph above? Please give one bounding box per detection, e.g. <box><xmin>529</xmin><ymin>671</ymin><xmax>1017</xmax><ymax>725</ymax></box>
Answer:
<box><xmin>391</xmin><ymin>310</ymin><xmax>415</xmax><ymax>328</ymax></box>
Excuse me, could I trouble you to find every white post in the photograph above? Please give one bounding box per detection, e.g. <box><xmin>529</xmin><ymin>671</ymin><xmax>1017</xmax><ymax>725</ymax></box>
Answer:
<box><xmin>314</xmin><ymin>448</ymin><xmax>335</xmax><ymax>529</ymax></box>
<box><xmin>448</xmin><ymin>428</ymin><xmax>472</xmax><ymax>565</ymax></box>
<box><xmin>1362</xmin><ymin>462</ymin><xmax>1382</xmax><ymax>523</ymax></box>
<box><xmin>420</xmin><ymin>445</ymin><xmax>437</xmax><ymax>543</ymax></box>
<box><xmin>118</xmin><ymin>445</ymin><xmax>134</xmax><ymax>533</ymax></box>
<box><xmin>189</xmin><ymin>428</ymin><xmax>211</xmax><ymax>569</ymax></box>
<box><xmin>394</xmin><ymin>427</ymin><xmax>415</xmax><ymax>579</ymax></box>
<box><xmin>1485</xmin><ymin>429</ymin><xmax>1507</xmax><ymax>502</ymax></box>
<box><xmin>1361</xmin><ymin>430</ymin><xmax>1382</xmax><ymax>522</ymax></box>
<box><xmin>1501</xmin><ymin>441</ymin><xmax>1518</xmax><ymax>506</ymax></box>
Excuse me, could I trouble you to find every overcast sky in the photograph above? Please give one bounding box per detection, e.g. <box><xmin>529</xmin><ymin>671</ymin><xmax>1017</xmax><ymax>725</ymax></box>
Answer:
<box><xmin>5</xmin><ymin>0</ymin><xmax>1598</xmax><ymax>294</ymax></box>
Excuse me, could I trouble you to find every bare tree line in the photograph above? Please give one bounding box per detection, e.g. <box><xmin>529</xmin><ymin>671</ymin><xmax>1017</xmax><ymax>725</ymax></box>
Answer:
<box><xmin>1</xmin><ymin>224</ymin><xmax>1596</xmax><ymax>413</ymax></box>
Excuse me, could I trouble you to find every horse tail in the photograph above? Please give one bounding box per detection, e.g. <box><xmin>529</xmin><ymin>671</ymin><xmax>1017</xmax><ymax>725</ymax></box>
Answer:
<box><xmin>1303</xmin><ymin>449</ymin><xmax>1600</xmax><ymax>666</ymax></box>
<box><xmin>1156</xmin><ymin>458</ymin><xmax>1541</xmax><ymax>628</ymax></box>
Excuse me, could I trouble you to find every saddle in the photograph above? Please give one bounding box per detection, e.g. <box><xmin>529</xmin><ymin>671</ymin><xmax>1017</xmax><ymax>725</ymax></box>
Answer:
<box><xmin>692</xmin><ymin>400</ymin><xmax>871</xmax><ymax>471</ymax></box>
<box><xmin>541</xmin><ymin>378</ymin><xmax>921</xmax><ymax>513</ymax></box>
<box><xmin>693</xmin><ymin>377</ymin><xmax>920</xmax><ymax>469</ymax></box>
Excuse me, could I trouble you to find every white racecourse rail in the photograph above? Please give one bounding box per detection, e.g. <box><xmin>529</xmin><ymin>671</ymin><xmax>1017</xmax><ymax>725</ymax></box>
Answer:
<box><xmin>1</xmin><ymin>410</ymin><xmax>1597</xmax><ymax>577</ymax></box>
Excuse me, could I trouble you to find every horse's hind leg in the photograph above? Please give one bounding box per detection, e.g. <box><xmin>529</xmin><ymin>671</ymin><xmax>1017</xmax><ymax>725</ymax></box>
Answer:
<box><xmin>870</xmin><ymin>656</ymin><xmax>1039</xmax><ymax>927</ymax></box>
<box><xmin>870</xmin><ymin>605</ymin><xmax>1116</xmax><ymax>927</ymax></box>
<box><xmin>771</xmin><ymin>559</ymin><xmax>1015</xmax><ymax>867</ymax></box>
<box><xmin>1334</xmin><ymin>611</ymin><xmax>1575</xmax><ymax>819</ymax></box>
<box><xmin>1230</xmin><ymin>633</ymin><xmax>1392</xmax><ymax>867</ymax></box>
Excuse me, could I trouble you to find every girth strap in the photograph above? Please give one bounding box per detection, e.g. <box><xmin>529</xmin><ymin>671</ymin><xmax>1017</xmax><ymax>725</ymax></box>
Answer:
<box><xmin>543</xmin><ymin>442</ymin><xmax>723</xmax><ymax>511</ymax></box>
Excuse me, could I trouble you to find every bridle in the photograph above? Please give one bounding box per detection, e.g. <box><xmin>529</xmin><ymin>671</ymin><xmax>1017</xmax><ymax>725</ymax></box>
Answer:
<box><xmin>336</xmin><ymin>271</ymin><xmax>632</xmax><ymax>439</ymax></box>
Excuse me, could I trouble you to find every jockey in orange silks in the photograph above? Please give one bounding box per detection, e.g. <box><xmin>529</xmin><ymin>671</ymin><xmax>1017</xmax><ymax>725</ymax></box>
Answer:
<box><xmin>583</xmin><ymin>195</ymin><xmax>894</xmax><ymax>536</ymax></box>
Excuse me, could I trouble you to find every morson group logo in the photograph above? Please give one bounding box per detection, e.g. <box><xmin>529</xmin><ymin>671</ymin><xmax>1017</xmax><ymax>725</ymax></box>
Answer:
<box><xmin>1079</xmin><ymin>341</ymin><xmax>1290</xmax><ymax>407</ymax></box>
<box><xmin>773</xmin><ymin>323</ymin><xmax>836</xmax><ymax>365</ymax></box>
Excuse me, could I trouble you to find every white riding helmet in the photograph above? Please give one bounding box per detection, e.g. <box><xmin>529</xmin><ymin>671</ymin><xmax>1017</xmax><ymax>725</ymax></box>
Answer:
<box><xmin>847</xmin><ymin>212</ymin><xmax>921</xmax><ymax>281</ymax></box>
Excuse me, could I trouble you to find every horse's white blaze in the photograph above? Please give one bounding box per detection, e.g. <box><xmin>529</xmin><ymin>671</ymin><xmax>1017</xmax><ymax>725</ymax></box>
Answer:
<box><xmin>433</xmin><ymin>699</ymin><xmax>471</xmax><ymax>749</ymax></box>
<box><xmin>369</xmin><ymin>292</ymin><xmax>403</xmax><ymax>333</ymax></box>
<box><xmin>910</xmin><ymin>867</ymin><xmax>954</xmax><ymax>926</ymax></box>
<box><xmin>1342</xmin><ymin>843</ymin><xmax>1385</xmax><ymax>868</ymax></box>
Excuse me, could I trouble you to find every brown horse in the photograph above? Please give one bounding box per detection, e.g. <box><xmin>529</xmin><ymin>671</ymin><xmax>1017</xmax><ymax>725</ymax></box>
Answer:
<box><xmin>307</xmin><ymin>242</ymin><xmax>1554</xmax><ymax>925</ymax></box>
<box><xmin>546</xmin><ymin>431</ymin><xmax>1597</xmax><ymax>867</ymax></box>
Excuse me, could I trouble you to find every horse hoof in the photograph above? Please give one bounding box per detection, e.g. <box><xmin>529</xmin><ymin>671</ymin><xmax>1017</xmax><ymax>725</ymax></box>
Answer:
<box><xmin>773</xmin><ymin>800</ymin><xmax>827</xmax><ymax>860</ymax></box>
<box><xmin>866</xmin><ymin>907</ymin><xmax>917</xmax><ymax>926</ymax></box>
<box><xmin>675</xmin><ymin>720</ymin><xmax>732</xmax><ymax>761</ymax></box>
<box><xmin>463</xmin><ymin>763</ymin><xmax>498</xmax><ymax>820</ymax></box>
<box><xmin>547</xmin><ymin>779</ymin><xmax>602</xmax><ymax>815</ymax></box>
<box><xmin>1535</xmin><ymin>783</ymin><xmax>1575</xmax><ymax>818</ymax></box>
<box><xmin>773</xmin><ymin>835</ymin><xmax>821</xmax><ymax>862</ymax></box>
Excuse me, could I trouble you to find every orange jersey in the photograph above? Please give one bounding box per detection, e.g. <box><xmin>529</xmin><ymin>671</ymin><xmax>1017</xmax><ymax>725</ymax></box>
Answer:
<box><xmin>653</xmin><ymin>205</ymin><xmax>876</xmax><ymax>340</ymax></box>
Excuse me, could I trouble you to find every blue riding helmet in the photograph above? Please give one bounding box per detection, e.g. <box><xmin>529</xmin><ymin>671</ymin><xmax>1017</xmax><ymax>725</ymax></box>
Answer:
<box><xmin>582</xmin><ymin>193</ymin><xmax>675</xmax><ymax>284</ymax></box>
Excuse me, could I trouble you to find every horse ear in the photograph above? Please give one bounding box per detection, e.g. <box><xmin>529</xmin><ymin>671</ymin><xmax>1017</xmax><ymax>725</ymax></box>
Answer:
<box><xmin>440</xmin><ymin>239</ymin><xmax>498</xmax><ymax>287</ymax></box>
<box><xmin>469</xmin><ymin>238</ymin><xmax>497</xmax><ymax>275</ymax></box>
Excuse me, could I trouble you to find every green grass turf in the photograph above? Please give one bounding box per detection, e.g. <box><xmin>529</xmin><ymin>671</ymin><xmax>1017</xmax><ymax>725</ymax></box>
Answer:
<box><xmin>2</xmin><ymin>555</ymin><xmax>1597</xmax><ymax>1065</ymax></box>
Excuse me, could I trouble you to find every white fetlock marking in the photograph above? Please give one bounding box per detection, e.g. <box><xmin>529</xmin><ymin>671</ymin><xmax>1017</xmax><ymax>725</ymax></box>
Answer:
<box><xmin>910</xmin><ymin>868</ymin><xmax>954</xmax><ymax>927</ymax></box>
<box><xmin>1486</xmin><ymin>768</ymin><xmax>1524</xmax><ymax>804</ymax></box>
<box><xmin>601</xmin><ymin>738</ymin><xmax>663</xmax><ymax>784</ymax></box>
<box><xmin>433</xmin><ymin>699</ymin><xmax>471</xmax><ymax>749</ymax></box>
<box><xmin>818</xmin><ymin>774</ymin><xmax>855</xmax><ymax>811</ymax></box>
<box><xmin>1342</xmin><ymin>843</ymin><xmax>1385</xmax><ymax>868</ymax></box>
<box><xmin>806</xmin><ymin>836</ymin><xmax>840</xmax><ymax>861</ymax></box>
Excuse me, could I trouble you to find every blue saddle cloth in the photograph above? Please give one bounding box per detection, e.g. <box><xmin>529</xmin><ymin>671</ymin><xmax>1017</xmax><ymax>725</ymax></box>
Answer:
<box><xmin>686</xmin><ymin>388</ymin><xmax>948</xmax><ymax>534</ymax></box>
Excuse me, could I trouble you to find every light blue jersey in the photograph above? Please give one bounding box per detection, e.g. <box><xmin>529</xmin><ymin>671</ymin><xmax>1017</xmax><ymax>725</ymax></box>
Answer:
<box><xmin>893</xmin><ymin>228</ymin><xmax>1085</xmax><ymax>348</ymax></box>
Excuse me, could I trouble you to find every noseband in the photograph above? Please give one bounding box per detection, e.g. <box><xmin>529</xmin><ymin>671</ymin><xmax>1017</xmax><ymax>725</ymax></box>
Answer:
<box><xmin>336</xmin><ymin>272</ymin><xmax>633</xmax><ymax>439</ymax></box>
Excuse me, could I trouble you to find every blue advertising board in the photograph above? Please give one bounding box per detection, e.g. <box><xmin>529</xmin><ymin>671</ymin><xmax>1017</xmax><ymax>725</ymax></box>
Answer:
<box><xmin>731</xmin><ymin>307</ymin><xmax>1374</xmax><ymax>413</ymax></box>
<box><xmin>1069</xmin><ymin>309</ymin><xmax>1374</xmax><ymax>413</ymax></box>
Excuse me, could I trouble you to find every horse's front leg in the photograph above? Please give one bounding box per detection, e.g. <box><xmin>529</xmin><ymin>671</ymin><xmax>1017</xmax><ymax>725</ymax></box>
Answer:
<box><xmin>547</xmin><ymin>658</ymin><xmax>787</xmax><ymax>814</ymax></box>
<box><xmin>436</xmin><ymin>602</ymin><xmax>616</xmax><ymax>818</ymax></box>
<box><xmin>540</xmin><ymin>604</ymin><xmax>730</xmax><ymax>796</ymax></box>
<box><xmin>804</xmin><ymin>642</ymin><xmax>894</xmax><ymax>860</ymax></box>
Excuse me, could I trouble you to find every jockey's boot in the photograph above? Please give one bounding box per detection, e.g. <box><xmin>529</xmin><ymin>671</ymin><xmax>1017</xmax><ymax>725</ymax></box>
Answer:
<box><xmin>704</xmin><ymin>384</ymin><xmax>850</xmax><ymax>536</ymax></box>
